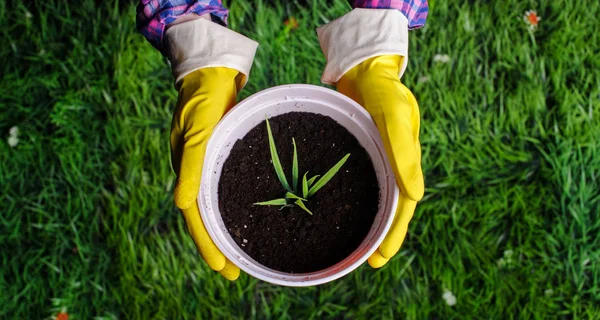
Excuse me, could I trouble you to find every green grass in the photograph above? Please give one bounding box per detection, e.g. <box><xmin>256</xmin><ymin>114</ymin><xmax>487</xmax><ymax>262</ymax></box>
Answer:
<box><xmin>1</xmin><ymin>0</ymin><xmax>599</xmax><ymax>318</ymax></box>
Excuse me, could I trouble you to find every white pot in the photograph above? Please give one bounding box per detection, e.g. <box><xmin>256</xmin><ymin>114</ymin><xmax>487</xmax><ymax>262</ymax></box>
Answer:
<box><xmin>199</xmin><ymin>84</ymin><xmax>399</xmax><ymax>286</ymax></box>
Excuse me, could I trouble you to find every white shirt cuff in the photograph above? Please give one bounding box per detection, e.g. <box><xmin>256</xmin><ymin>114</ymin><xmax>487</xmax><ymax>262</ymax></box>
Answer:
<box><xmin>165</xmin><ymin>18</ymin><xmax>258</xmax><ymax>87</ymax></box>
<box><xmin>317</xmin><ymin>8</ymin><xmax>409</xmax><ymax>85</ymax></box>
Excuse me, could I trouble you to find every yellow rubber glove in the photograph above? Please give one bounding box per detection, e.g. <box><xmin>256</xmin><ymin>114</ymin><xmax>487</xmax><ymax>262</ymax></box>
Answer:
<box><xmin>171</xmin><ymin>67</ymin><xmax>245</xmax><ymax>280</ymax></box>
<box><xmin>337</xmin><ymin>55</ymin><xmax>424</xmax><ymax>268</ymax></box>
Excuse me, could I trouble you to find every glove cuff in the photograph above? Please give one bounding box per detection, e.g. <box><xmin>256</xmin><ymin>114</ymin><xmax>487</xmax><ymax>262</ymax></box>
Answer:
<box><xmin>317</xmin><ymin>8</ymin><xmax>409</xmax><ymax>85</ymax></box>
<box><xmin>165</xmin><ymin>18</ymin><xmax>258</xmax><ymax>87</ymax></box>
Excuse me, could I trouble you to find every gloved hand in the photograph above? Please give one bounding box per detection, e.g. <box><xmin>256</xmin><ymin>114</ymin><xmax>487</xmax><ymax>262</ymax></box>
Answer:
<box><xmin>171</xmin><ymin>67</ymin><xmax>244</xmax><ymax>280</ymax></box>
<box><xmin>336</xmin><ymin>55</ymin><xmax>423</xmax><ymax>268</ymax></box>
<box><xmin>317</xmin><ymin>9</ymin><xmax>424</xmax><ymax>268</ymax></box>
<box><xmin>165</xmin><ymin>17</ymin><xmax>257</xmax><ymax>280</ymax></box>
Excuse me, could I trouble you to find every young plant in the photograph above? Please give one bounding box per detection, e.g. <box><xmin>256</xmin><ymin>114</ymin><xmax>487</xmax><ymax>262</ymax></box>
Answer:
<box><xmin>254</xmin><ymin>118</ymin><xmax>350</xmax><ymax>215</ymax></box>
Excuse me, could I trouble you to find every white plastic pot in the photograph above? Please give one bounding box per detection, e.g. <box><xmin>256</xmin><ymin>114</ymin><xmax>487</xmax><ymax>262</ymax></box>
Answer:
<box><xmin>199</xmin><ymin>84</ymin><xmax>399</xmax><ymax>286</ymax></box>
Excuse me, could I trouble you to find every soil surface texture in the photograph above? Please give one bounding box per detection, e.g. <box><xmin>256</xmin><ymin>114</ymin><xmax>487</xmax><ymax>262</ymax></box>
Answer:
<box><xmin>218</xmin><ymin>112</ymin><xmax>379</xmax><ymax>273</ymax></box>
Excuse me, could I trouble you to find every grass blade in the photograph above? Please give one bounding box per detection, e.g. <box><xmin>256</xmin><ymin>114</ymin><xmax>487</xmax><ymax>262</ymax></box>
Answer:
<box><xmin>254</xmin><ymin>198</ymin><xmax>287</xmax><ymax>206</ymax></box>
<box><xmin>295</xmin><ymin>199</ymin><xmax>313</xmax><ymax>215</ymax></box>
<box><xmin>307</xmin><ymin>175</ymin><xmax>320</xmax><ymax>187</ymax></box>
<box><xmin>308</xmin><ymin>153</ymin><xmax>350</xmax><ymax>197</ymax></box>
<box><xmin>302</xmin><ymin>172</ymin><xmax>309</xmax><ymax>198</ymax></box>
<box><xmin>285</xmin><ymin>192</ymin><xmax>305</xmax><ymax>201</ymax></box>
<box><xmin>266</xmin><ymin>118</ymin><xmax>292</xmax><ymax>192</ymax></box>
<box><xmin>292</xmin><ymin>138</ymin><xmax>298</xmax><ymax>192</ymax></box>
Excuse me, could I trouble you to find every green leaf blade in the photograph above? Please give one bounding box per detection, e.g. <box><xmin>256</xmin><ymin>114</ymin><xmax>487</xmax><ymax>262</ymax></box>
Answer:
<box><xmin>292</xmin><ymin>138</ymin><xmax>299</xmax><ymax>192</ymax></box>
<box><xmin>307</xmin><ymin>175</ymin><xmax>320</xmax><ymax>187</ymax></box>
<box><xmin>254</xmin><ymin>198</ymin><xmax>288</xmax><ymax>206</ymax></box>
<box><xmin>302</xmin><ymin>172</ymin><xmax>309</xmax><ymax>199</ymax></box>
<box><xmin>308</xmin><ymin>153</ymin><xmax>350</xmax><ymax>197</ymax></box>
<box><xmin>295</xmin><ymin>199</ymin><xmax>313</xmax><ymax>215</ymax></box>
<box><xmin>285</xmin><ymin>192</ymin><xmax>305</xmax><ymax>201</ymax></box>
<box><xmin>266</xmin><ymin>118</ymin><xmax>292</xmax><ymax>192</ymax></box>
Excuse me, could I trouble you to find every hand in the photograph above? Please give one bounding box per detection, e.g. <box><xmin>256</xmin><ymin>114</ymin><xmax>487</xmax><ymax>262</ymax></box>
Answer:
<box><xmin>171</xmin><ymin>67</ymin><xmax>245</xmax><ymax>280</ymax></box>
<box><xmin>336</xmin><ymin>55</ymin><xmax>424</xmax><ymax>268</ymax></box>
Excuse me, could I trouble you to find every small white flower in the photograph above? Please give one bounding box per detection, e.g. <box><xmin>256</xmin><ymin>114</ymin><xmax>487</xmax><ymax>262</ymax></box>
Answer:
<box><xmin>544</xmin><ymin>289</ymin><xmax>553</xmax><ymax>297</ymax></box>
<box><xmin>433</xmin><ymin>54</ymin><xmax>451</xmax><ymax>63</ymax></box>
<box><xmin>497</xmin><ymin>249</ymin><xmax>514</xmax><ymax>269</ymax></box>
<box><xmin>9</xmin><ymin>126</ymin><xmax>19</xmax><ymax>136</ymax></box>
<box><xmin>25</xmin><ymin>11</ymin><xmax>33</xmax><ymax>19</ymax></box>
<box><xmin>442</xmin><ymin>288</ymin><xmax>457</xmax><ymax>306</ymax></box>
<box><xmin>7</xmin><ymin>126</ymin><xmax>19</xmax><ymax>147</ymax></box>
<box><xmin>8</xmin><ymin>136</ymin><xmax>19</xmax><ymax>147</ymax></box>
<box><xmin>418</xmin><ymin>76</ymin><xmax>430</xmax><ymax>83</ymax></box>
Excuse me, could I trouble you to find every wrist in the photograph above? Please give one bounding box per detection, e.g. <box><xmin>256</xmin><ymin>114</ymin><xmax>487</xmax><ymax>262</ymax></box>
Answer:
<box><xmin>176</xmin><ymin>68</ymin><xmax>241</xmax><ymax>116</ymax></box>
<box><xmin>338</xmin><ymin>55</ymin><xmax>404</xmax><ymax>96</ymax></box>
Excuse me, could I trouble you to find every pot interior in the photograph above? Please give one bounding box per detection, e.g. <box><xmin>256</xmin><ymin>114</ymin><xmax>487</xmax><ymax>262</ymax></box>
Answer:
<box><xmin>218</xmin><ymin>112</ymin><xmax>381</xmax><ymax>273</ymax></box>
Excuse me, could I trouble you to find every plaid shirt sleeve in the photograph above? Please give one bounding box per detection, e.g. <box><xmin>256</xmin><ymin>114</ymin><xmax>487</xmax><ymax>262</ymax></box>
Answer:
<box><xmin>351</xmin><ymin>0</ymin><xmax>429</xmax><ymax>29</ymax></box>
<box><xmin>136</xmin><ymin>0</ymin><xmax>229</xmax><ymax>53</ymax></box>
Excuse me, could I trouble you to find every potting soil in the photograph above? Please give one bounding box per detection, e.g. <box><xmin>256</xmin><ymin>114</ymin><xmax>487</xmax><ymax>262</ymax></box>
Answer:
<box><xmin>218</xmin><ymin>112</ymin><xmax>380</xmax><ymax>273</ymax></box>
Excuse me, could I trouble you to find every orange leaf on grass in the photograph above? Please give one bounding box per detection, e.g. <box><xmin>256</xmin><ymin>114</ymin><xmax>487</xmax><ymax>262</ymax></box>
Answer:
<box><xmin>284</xmin><ymin>17</ymin><xmax>299</xmax><ymax>30</ymax></box>
<box><xmin>56</xmin><ymin>312</ymin><xmax>69</xmax><ymax>320</ymax></box>
<box><xmin>523</xmin><ymin>10</ymin><xmax>541</xmax><ymax>29</ymax></box>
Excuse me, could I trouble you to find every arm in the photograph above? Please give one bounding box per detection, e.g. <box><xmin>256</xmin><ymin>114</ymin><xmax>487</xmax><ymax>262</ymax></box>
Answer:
<box><xmin>136</xmin><ymin>1</ymin><xmax>258</xmax><ymax>280</ymax></box>
<box><xmin>318</xmin><ymin>1</ymin><xmax>428</xmax><ymax>267</ymax></box>
<box><xmin>136</xmin><ymin>0</ymin><xmax>229</xmax><ymax>53</ymax></box>
<box><xmin>350</xmin><ymin>0</ymin><xmax>428</xmax><ymax>29</ymax></box>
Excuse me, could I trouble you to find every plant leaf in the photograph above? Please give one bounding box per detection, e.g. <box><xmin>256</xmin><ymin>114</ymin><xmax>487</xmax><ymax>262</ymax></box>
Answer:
<box><xmin>307</xmin><ymin>175</ymin><xmax>320</xmax><ymax>187</ymax></box>
<box><xmin>254</xmin><ymin>198</ymin><xmax>288</xmax><ymax>206</ymax></box>
<box><xmin>266</xmin><ymin>118</ymin><xmax>292</xmax><ymax>192</ymax></box>
<box><xmin>308</xmin><ymin>153</ymin><xmax>350</xmax><ymax>197</ymax></box>
<box><xmin>285</xmin><ymin>192</ymin><xmax>305</xmax><ymax>201</ymax></box>
<box><xmin>292</xmin><ymin>138</ymin><xmax>298</xmax><ymax>192</ymax></box>
<box><xmin>302</xmin><ymin>172</ymin><xmax>309</xmax><ymax>199</ymax></box>
<box><xmin>294</xmin><ymin>199</ymin><xmax>313</xmax><ymax>215</ymax></box>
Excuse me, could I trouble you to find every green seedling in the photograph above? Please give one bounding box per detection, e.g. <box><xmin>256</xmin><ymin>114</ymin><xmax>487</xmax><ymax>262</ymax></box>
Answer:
<box><xmin>254</xmin><ymin>118</ymin><xmax>350</xmax><ymax>215</ymax></box>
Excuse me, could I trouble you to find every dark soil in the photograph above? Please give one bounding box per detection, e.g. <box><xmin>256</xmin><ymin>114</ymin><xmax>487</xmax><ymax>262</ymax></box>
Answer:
<box><xmin>218</xmin><ymin>112</ymin><xmax>379</xmax><ymax>273</ymax></box>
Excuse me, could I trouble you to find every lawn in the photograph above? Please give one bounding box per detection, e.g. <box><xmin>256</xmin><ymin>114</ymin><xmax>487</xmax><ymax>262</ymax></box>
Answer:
<box><xmin>1</xmin><ymin>0</ymin><xmax>599</xmax><ymax>318</ymax></box>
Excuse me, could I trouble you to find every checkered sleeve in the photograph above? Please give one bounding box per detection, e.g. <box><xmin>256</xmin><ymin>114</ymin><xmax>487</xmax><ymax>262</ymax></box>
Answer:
<box><xmin>351</xmin><ymin>0</ymin><xmax>428</xmax><ymax>29</ymax></box>
<box><xmin>136</xmin><ymin>0</ymin><xmax>229</xmax><ymax>53</ymax></box>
